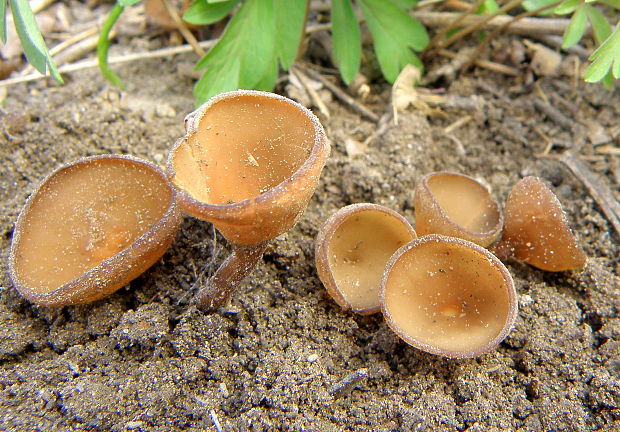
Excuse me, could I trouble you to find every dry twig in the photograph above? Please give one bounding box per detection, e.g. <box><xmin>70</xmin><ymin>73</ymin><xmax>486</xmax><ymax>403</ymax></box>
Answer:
<box><xmin>291</xmin><ymin>65</ymin><xmax>331</xmax><ymax>118</ymax></box>
<box><xmin>533</xmin><ymin>99</ymin><xmax>574</xmax><ymax>131</ymax></box>
<box><xmin>299</xmin><ymin>65</ymin><xmax>380</xmax><ymax>122</ymax></box>
<box><xmin>0</xmin><ymin>40</ymin><xmax>217</xmax><ymax>88</ymax></box>
<box><xmin>160</xmin><ymin>0</ymin><xmax>206</xmax><ymax>57</ymax></box>
<box><xmin>414</xmin><ymin>11</ymin><xmax>576</xmax><ymax>37</ymax></box>
<box><xmin>552</xmin><ymin>152</ymin><xmax>620</xmax><ymax>239</ymax></box>
<box><xmin>462</xmin><ymin>1</ymin><xmax>561</xmax><ymax>72</ymax></box>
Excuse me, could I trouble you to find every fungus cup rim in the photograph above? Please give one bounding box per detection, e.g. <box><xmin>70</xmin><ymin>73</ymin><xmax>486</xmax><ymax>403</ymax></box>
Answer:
<box><xmin>166</xmin><ymin>90</ymin><xmax>330</xmax><ymax>225</ymax></box>
<box><xmin>8</xmin><ymin>154</ymin><xmax>181</xmax><ymax>306</ymax></box>
<box><xmin>418</xmin><ymin>172</ymin><xmax>504</xmax><ymax>243</ymax></box>
<box><xmin>315</xmin><ymin>203</ymin><xmax>417</xmax><ymax>315</ymax></box>
<box><xmin>379</xmin><ymin>234</ymin><xmax>518</xmax><ymax>359</ymax></box>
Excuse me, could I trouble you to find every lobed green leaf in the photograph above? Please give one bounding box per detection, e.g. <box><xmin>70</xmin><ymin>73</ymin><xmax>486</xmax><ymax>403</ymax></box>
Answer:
<box><xmin>585</xmin><ymin>24</ymin><xmax>620</xmax><ymax>82</ymax></box>
<box><xmin>183</xmin><ymin>0</ymin><xmax>239</xmax><ymax>25</ymax></box>
<box><xmin>586</xmin><ymin>5</ymin><xmax>612</xmax><ymax>44</ymax></box>
<box><xmin>331</xmin><ymin>0</ymin><xmax>361</xmax><ymax>84</ymax></box>
<box><xmin>554</xmin><ymin>0</ymin><xmax>580</xmax><ymax>15</ymax></box>
<box><xmin>274</xmin><ymin>0</ymin><xmax>306</xmax><ymax>70</ymax></box>
<box><xmin>194</xmin><ymin>0</ymin><xmax>277</xmax><ymax>105</ymax></box>
<box><xmin>11</xmin><ymin>0</ymin><xmax>62</xmax><ymax>83</ymax></box>
<box><xmin>562</xmin><ymin>4</ymin><xmax>587</xmax><ymax>48</ymax></box>
<box><xmin>358</xmin><ymin>0</ymin><xmax>428</xmax><ymax>83</ymax></box>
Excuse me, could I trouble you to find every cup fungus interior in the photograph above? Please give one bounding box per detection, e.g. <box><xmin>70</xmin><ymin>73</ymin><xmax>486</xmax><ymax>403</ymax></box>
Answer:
<box><xmin>424</xmin><ymin>173</ymin><xmax>501</xmax><ymax>236</ymax></box>
<box><xmin>381</xmin><ymin>235</ymin><xmax>516</xmax><ymax>358</ymax></box>
<box><xmin>320</xmin><ymin>205</ymin><xmax>416</xmax><ymax>313</ymax></box>
<box><xmin>170</xmin><ymin>93</ymin><xmax>316</xmax><ymax>205</ymax></box>
<box><xmin>12</xmin><ymin>157</ymin><xmax>175</xmax><ymax>294</ymax></box>
<box><xmin>503</xmin><ymin>176</ymin><xmax>586</xmax><ymax>271</ymax></box>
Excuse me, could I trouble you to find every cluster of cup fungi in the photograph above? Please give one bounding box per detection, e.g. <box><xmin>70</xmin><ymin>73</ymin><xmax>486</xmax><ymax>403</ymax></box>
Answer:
<box><xmin>8</xmin><ymin>90</ymin><xmax>585</xmax><ymax>360</ymax></box>
<box><xmin>315</xmin><ymin>172</ymin><xmax>586</xmax><ymax>358</ymax></box>
<box><xmin>9</xmin><ymin>90</ymin><xmax>330</xmax><ymax>311</ymax></box>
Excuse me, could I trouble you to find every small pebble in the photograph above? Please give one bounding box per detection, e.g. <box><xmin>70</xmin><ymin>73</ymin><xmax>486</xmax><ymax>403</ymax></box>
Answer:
<box><xmin>219</xmin><ymin>382</ymin><xmax>229</xmax><ymax>398</ymax></box>
<box><xmin>307</xmin><ymin>353</ymin><xmax>319</xmax><ymax>362</ymax></box>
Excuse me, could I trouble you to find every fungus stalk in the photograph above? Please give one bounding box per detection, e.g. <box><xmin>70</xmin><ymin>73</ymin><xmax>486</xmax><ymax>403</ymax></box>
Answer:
<box><xmin>197</xmin><ymin>242</ymin><xmax>268</xmax><ymax>310</ymax></box>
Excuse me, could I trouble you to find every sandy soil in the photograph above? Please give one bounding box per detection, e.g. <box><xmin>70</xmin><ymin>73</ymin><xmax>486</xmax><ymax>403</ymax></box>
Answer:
<box><xmin>0</xmin><ymin>50</ymin><xmax>619</xmax><ymax>431</ymax></box>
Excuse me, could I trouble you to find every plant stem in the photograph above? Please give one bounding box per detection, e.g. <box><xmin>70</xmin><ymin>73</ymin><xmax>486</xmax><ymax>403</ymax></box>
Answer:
<box><xmin>196</xmin><ymin>242</ymin><xmax>269</xmax><ymax>311</ymax></box>
<box><xmin>97</xmin><ymin>3</ymin><xmax>125</xmax><ymax>88</ymax></box>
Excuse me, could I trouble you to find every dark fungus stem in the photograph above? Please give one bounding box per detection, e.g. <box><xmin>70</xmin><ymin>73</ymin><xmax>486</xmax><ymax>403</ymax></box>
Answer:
<box><xmin>196</xmin><ymin>242</ymin><xmax>269</xmax><ymax>312</ymax></box>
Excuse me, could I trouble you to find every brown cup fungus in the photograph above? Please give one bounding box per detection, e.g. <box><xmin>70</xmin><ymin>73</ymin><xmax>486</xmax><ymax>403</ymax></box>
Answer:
<box><xmin>167</xmin><ymin>90</ymin><xmax>330</xmax><ymax>310</ymax></box>
<box><xmin>414</xmin><ymin>172</ymin><xmax>503</xmax><ymax>247</ymax></box>
<box><xmin>498</xmin><ymin>176</ymin><xmax>586</xmax><ymax>271</ymax></box>
<box><xmin>9</xmin><ymin>155</ymin><xmax>181</xmax><ymax>306</ymax></box>
<box><xmin>381</xmin><ymin>234</ymin><xmax>517</xmax><ymax>358</ymax></box>
<box><xmin>315</xmin><ymin>204</ymin><xmax>417</xmax><ymax>314</ymax></box>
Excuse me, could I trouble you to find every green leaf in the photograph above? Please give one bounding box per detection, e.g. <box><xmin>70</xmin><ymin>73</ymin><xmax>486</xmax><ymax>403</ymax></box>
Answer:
<box><xmin>391</xmin><ymin>0</ymin><xmax>418</xmax><ymax>9</ymax></box>
<box><xmin>586</xmin><ymin>5</ymin><xmax>611</xmax><ymax>45</ymax></box>
<box><xmin>117</xmin><ymin>0</ymin><xmax>141</xmax><ymax>6</ymax></box>
<box><xmin>358</xmin><ymin>0</ymin><xmax>428</xmax><ymax>83</ymax></box>
<box><xmin>0</xmin><ymin>0</ymin><xmax>7</xmax><ymax>43</ymax></box>
<box><xmin>554</xmin><ymin>0</ymin><xmax>580</xmax><ymax>15</ymax></box>
<box><xmin>10</xmin><ymin>0</ymin><xmax>62</xmax><ymax>83</ymax></box>
<box><xmin>602</xmin><ymin>69</ymin><xmax>614</xmax><ymax>88</ymax></box>
<box><xmin>562</xmin><ymin>5</ymin><xmax>587</xmax><ymax>48</ymax></box>
<box><xmin>331</xmin><ymin>0</ymin><xmax>361</xmax><ymax>84</ymax></box>
<box><xmin>477</xmin><ymin>0</ymin><xmax>499</xmax><ymax>14</ymax></box>
<box><xmin>274</xmin><ymin>0</ymin><xmax>306</xmax><ymax>70</ymax></box>
<box><xmin>599</xmin><ymin>0</ymin><xmax>620</xmax><ymax>9</ymax></box>
<box><xmin>194</xmin><ymin>55</ymin><xmax>240</xmax><ymax>100</ymax></box>
<box><xmin>97</xmin><ymin>3</ymin><xmax>125</xmax><ymax>88</ymax></box>
<box><xmin>194</xmin><ymin>0</ymin><xmax>277</xmax><ymax>104</ymax></box>
<box><xmin>585</xmin><ymin>24</ymin><xmax>620</xmax><ymax>82</ymax></box>
<box><xmin>254</xmin><ymin>56</ymin><xmax>278</xmax><ymax>91</ymax></box>
<box><xmin>183</xmin><ymin>0</ymin><xmax>239</xmax><ymax>25</ymax></box>
<box><xmin>522</xmin><ymin>0</ymin><xmax>557</xmax><ymax>15</ymax></box>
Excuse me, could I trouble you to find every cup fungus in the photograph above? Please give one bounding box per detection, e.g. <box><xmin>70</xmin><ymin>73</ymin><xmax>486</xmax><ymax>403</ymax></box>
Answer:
<box><xmin>380</xmin><ymin>234</ymin><xmax>518</xmax><ymax>358</ymax></box>
<box><xmin>167</xmin><ymin>90</ymin><xmax>330</xmax><ymax>310</ymax></box>
<box><xmin>315</xmin><ymin>204</ymin><xmax>417</xmax><ymax>314</ymax></box>
<box><xmin>414</xmin><ymin>172</ymin><xmax>503</xmax><ymax>247</ymax></box>
<box><xmin>9</xmin><ymin>155</ymin><xmax>181</xmax><ymax>306</ymax></box>
<box><xmin>497</xmin><ymin>176</ymin><xmax>586</xmax><ymax>271</ymax></box>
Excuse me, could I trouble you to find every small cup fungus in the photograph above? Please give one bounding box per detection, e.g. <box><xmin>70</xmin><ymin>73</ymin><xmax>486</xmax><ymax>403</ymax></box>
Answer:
<box><xmin>315</xmin><ymin>204</ymin><xmax>417</xmax><ymax>314</ymax></box>
<box><xmin>498</xmin><ymin>176</ymin><xmax>586</xmax><ymax>271</ymax></box>
<box><xmin>414</xmin><ymin>172</ymin><xmax>503</xmax><ymax>247</ymax></box>
<box><xmin>380</xmin><ymin>234</ymin><xmax>518</xmax><ymax>358</ymax></box>
<box><xmin>167</xmin><ymin>90</ymin><xmax>330</xmax><ymax>310</ymax></box>
<box><xmin>9</xmin><ymin>155</ymin><xmax>181</xmax><ymax>306</ymax></box>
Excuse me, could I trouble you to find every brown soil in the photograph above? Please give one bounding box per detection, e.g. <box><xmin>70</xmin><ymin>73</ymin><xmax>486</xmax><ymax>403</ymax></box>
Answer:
<box><xmin>1</xmin><ymin>51</ymin><xmax>619</xmax><ymax>431</ymax></box>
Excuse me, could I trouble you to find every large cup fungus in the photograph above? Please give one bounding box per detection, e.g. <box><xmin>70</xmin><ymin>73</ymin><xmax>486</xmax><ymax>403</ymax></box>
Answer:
<box><xmin>414</xmin><ymin>172</ymin><xmax>503</xmax><ymax>247</ymax></box>
<box><xmin>497</xmin><ymin>176</ymin><xmax>586</xmax><ymax>271</ymax></box>
<box><xmin>315</xmin><ymin>204</ymin><xmax>417</xmax><ymax>314</ymax></box>
<box><xmin>9</xmin><ymin>155</ymin><xmax>181</xmax><ymax>306</ymax></box>
<box><xmin>380</xmin><ymin>234</ymin><xmax>518</xmax><ymax>358</ymax></box>
<box><xmin>167</xmin><ymin>90</ymin><xmax>330</xmax><ymax>310</ymax></box>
